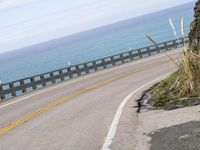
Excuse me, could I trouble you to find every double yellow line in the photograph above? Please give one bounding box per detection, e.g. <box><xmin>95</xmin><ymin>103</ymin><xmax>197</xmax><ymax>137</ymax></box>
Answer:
<box><xmin>0</xmin><ymin>60</ymin><xmax>169</xmax><ymax>135</ymax></box>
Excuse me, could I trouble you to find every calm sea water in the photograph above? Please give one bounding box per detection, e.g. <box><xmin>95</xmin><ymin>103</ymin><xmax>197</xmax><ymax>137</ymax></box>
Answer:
<box><xmin>0</xmin><ymin>3</ymin><xmax>195</xmax><ymax>83</ymax></box>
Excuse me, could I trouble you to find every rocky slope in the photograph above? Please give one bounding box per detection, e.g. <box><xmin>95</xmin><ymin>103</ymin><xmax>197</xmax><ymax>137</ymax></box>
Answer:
<box><xmin>189</xmin><ymin>0</ymin><xmax>200</xmax><ymax>50</ymax></box>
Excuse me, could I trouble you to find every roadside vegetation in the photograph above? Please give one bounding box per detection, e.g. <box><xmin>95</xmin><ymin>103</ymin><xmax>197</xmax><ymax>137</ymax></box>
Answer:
<box><xmin>145</xmin><ymin>0</ymin><xmax>200</xmax><ymax>110</ymax></box>
<box><xmin>150</xmin><ymin>47</ymin><xmax>200</xmax><ymax>109</ymax></box>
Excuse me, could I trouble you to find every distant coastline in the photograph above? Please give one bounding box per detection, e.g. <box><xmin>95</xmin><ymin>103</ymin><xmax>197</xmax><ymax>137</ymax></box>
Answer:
<box><xmin>0</xmin><ymin>1</ymin><xmax>194</xmax><ymax>57</ymax></box>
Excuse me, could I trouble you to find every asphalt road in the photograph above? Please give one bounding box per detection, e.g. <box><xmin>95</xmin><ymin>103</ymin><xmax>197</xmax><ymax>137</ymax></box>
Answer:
<box><xmin>0</xmin><ymin>48</ymin><xmax>182</xmax><ymax>150</ymax></box>
<box><xmin>150</xmin><ymin>121</ymin><xmax>200</xmax><ymax>150</ymax></box>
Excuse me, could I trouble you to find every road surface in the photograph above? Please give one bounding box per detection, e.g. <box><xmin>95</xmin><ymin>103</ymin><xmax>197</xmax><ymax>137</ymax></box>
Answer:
<box><xmin>150</xmin><ymin>121</ymin><xmax>200</xmax><ymax>150</ymax></box>
<box><xmin>0</xmin><ymin>48</ymin><xmax>182</xmax><ymax>150</ymax></box>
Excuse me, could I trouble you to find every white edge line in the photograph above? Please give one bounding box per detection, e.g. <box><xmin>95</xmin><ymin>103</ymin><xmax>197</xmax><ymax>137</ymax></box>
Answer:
<box><xmin>0</xmin><ymin>50</ymin><xmax>180</xmax><ymax>109</ymax></box>
<box><xmin>101</xmin><ymin>73</ymin><xmax>170</xmax><ymax>150</ymax></box>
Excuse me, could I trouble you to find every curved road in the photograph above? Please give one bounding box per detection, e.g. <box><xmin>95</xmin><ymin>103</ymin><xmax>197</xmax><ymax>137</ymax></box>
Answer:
<box><xmin>0</xmin><ymin>48</ymin><xmax>182</xmax><ymax>150</ymax></box>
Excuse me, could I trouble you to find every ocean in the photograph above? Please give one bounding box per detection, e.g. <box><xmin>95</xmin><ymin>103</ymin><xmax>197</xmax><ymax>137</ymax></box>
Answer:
<box><xmin>0</xmin><ymin>2</ymin><xmax>195</xmax><ymax>83</ymax></box>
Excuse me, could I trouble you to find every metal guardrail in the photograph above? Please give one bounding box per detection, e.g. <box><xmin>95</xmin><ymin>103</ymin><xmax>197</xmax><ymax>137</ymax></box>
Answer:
<box><xmin>0</xmin><ymin>37</ymin><xmax>189</xmax><ymax>100</ymax></box>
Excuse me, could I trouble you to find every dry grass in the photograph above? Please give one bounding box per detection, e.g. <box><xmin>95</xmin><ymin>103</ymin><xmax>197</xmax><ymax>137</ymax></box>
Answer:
<box><xmin>176</xmin><ymin>49</ymin><xmax>200</xmax><ymax>96</ymax></box>
<box><xmin>151</xmin><ymin>48</ymin><xmax>200</xmax><ymax>108</ymax></box>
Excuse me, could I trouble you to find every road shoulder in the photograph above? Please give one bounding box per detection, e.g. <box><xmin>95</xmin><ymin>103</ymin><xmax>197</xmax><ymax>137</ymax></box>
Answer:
<box><xmin>112</xmin><ymin>84</ymin><xmax>200</xmax><ymax>150</ymax></box>
<box><xmin>137</xmin><ymin>102</ymin><xmax>200</xmax><ymax>150</ymax></box>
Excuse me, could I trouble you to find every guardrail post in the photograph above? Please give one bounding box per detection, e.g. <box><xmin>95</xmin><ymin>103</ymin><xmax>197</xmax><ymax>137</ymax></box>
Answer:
<box><xmin>92</xmin><ymin>61</ymin><xmax>98</xmax><ymax>71</ymax></box>
<box><xmin>84</xmin><ymin>64</ymin><xmax>89</xmax><ymax>74</ymax></box>
<box><xmin>156</xmin><ymin>45</ymin><xmax>160</xmax><ymax>53</ymax></box>
<box><xmin>147</xmin><ymin>47</ymin><xmax>151</xmax><ymax>56</ymax></box>
<box><xmin>0</xmin><ymin>85</ymin><xmax>5</xmax><ymax>100</ymax></box>
<box><xmin>9</xmin><ymin>83</ymin><xmax>16</xmax><ymax>97</ymax></box>
<box><xmin>181</xmin><ymin>38</ymin><xmax>184</xmax><ymax>46</ymax></box>
<box><xmin>50</xmin><ymin>72</ymin><xmax>56</xmax><ymax>83</ymax></box>
<box><xmin>20</xmin><ymin>80</ymin><xmax>26</xmax><ymax>93</ymax></box>
<box><xmin>138</xmin><ymin>49</ymin><xmax>142</xmax><ymax>58</ymax></box>
<box><xmin>173</xmin><ymin>40</ymin><xmax>177</xmax><ymax>48</ymax></box>
<box><xmin>30</xmin><ymin>77</ymin><xmax>37</xmax><ymax>90</ymax></box>
<box><xmin>67</xmin><ymin>67</ymin><xmax>73</xmax><ymax>79</ymax></box>
<box><xmin>164</xmin><ymin>43</ymin><xmax>168</xmax><ymax>50</ymax></box>
<box><xmin>120</xmin><ymin>54</ymin><xmax>125</xmax><ymax>63</ymax></box>
<box><xmin>40</xmin><ymin>74</ymin><xmax>46</xmax><ymax>86</ymax></box>
<box><xmin>102</xmin><ymin>59</ymin><xmax>107</xmax><ymax>68</ymax></box>
<box><xmin>111</xmin><ymin>56</ymin><xmax>116</xmax><ymax>66</ymax></box>
<box><xmin>129</xmin><ymin>52</ymin><xmax>134</xmax><ymax>60</ymax></box>
<box><xmin>76</xmin><ymin>66</ymin><xmax>81</xmax><ymax>76</ymax></box>
<box><xmin>59</xmin><ymin>70</ymin><xmax>64</xmax><ymax>81</ymax></box>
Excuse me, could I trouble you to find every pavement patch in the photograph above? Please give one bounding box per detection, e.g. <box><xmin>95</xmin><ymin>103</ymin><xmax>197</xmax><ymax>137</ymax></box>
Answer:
<box><xmin>149</xmin><ymin>121</ymin><xmax>200</xmax><ymax>150</ymax></box>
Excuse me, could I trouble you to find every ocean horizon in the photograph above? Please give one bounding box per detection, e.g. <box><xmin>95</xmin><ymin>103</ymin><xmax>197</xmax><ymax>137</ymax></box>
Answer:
<box><xmin>0</xmin><ymin>2</ymin><xmax>194</xmax><ymax>83</ymax></box>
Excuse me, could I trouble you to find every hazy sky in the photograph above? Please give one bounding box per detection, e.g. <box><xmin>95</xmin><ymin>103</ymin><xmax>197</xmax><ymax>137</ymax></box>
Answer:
<box><xmin>0</xmin><ymin>0</ymin><xmax>195</xmax><ymax>53</ymax></box>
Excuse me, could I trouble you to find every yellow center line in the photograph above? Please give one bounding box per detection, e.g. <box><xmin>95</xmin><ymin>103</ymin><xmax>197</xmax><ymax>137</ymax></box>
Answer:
<box><xmin>0</xmin><ymin>60</ymin><xmax>170</xmax><ymax>135</ymax></box>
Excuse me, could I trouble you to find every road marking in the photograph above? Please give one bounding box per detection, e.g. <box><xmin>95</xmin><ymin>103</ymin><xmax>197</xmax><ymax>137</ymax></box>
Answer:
<box><xmin>0</xmin><ymin>62</ymin><xmax>169</xmax><ymax>135</ymax></box>
<box><xmin>0</xmin><ymin>49</ymin><xmax>181</xmax><ymax>110</ymax></box>
<box><xmin>101</xmin><ymin>73</ymin><xmax>170</xmax><ymax>150</ymax></box>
